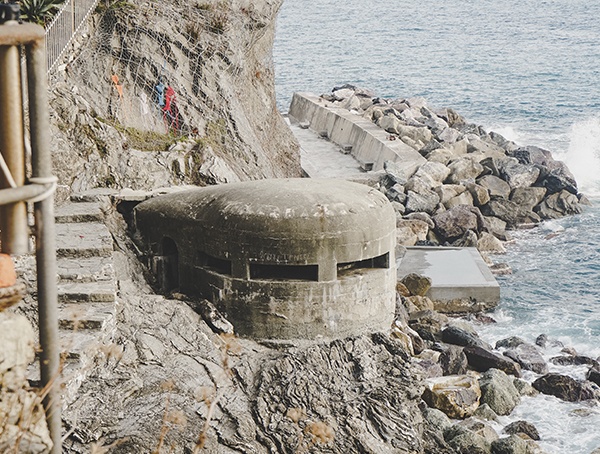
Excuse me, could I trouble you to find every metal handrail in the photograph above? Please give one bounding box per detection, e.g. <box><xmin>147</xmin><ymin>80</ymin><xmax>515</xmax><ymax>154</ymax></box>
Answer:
<box><xmin>44</xmin><ymin>0</ymin><xmax>100</xmax><ymax>74</ymax></box>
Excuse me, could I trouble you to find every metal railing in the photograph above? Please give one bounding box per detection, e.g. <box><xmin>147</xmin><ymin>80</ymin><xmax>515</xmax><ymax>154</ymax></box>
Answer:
<box><xmin>45</xmin><ymin>0</ymin><xmax>100</xmax><ymax>74</ymax></box>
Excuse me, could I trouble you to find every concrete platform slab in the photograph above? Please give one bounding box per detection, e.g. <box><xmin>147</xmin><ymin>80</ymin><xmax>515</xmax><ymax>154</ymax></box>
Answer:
<box><xmin>397</xmin><ymin>246</ymin><xmax>500</xmax><ymax>310</ymax></box>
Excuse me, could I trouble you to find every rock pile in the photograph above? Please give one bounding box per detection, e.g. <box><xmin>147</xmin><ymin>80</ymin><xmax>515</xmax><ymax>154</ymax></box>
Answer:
<box><xmin>321</xmin><ymin>85</ymin><xmax>589</xmax><ymax>249</ymax></box>
<box><xmin>393</xmin><ymin>273</ymin><xmax>600</xmax><ymax>454</ymax></box>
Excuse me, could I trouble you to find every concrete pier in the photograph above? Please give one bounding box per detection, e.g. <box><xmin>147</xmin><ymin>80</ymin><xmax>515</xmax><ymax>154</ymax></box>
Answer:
<box><xmin>289</xmin><ymin>92</ymin><xmax>426</xmax><ymax>175</ymax></box>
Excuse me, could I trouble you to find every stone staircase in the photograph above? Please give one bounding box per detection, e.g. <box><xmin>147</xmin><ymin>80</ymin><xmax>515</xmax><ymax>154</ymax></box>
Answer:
<box><xmin>29</xmin><ymin>194</ymin><xmax>118</xmax><ymax>402</ymax></box>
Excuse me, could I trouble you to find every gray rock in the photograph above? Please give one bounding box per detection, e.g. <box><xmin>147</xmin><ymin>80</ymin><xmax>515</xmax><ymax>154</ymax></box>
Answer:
<box><xmin>535</xmin><ymin>334</ymin><xmax>548</xmax><ymax>348</ymax></box>
<box><xmin>453</xmin><ymin>229</ymin><xmax>479</xmax><ymax>247</ymax></box>
<box><xmin>426</xmin><ymin>147</ymin><xmax>455</xmax><ymax>164</ymax></box>
<box><xmin>414</xmin><ymin>161</ymin><xmax>451</xmax><ymax>184</ymax></box>
<box><xmin>439</xmin><ymin>344</ymin><xmax>469</xmax><ymax>375</ymax></box>
<box><xmin>513</xmin><ymin>378</ymin><xmax>539</xmax><ymax>397</ymax></box>
<box><xmin>464</xmin><ymin>346</ymin><xmax>522</xmax><ymax>377</ymax></box>
<box><xmin>549</xmin><ymin>355</ymin><xmax>599</xmax><ymax>368</ymax></box>
<box><xmin>433</xmin><ymin>205</ymin><xmax>486</xmax><ymax>241</ymax></box>
<box><xmin>445</xmin><ymin>191</ymin><xmax>475</xmax><ymax>209</ymax></box>
<box><xmin>442</xmin><ymin>326</ymin><xmax>489</xmax><ymax>348</ymax></box>
<box><xmin>477</xmin><ymin>233</ymin><xmax>506</xmax><ymax>253</ymax></box>
<box><xmin>446</xmin><ymin>157</ymin><xmax>485</xmax><ymax>184</ymax></box>
<box><xmin>479</xmin><ymin>369</ymin><xmax>521</xmax><ymax>416</ymax></box>
<box><xmin>481</xmin><ymin>199</ymin><xmax>539</xmax><ymax>228</ymax></box>
<box><xmin>509</xmin><ymin>187</ymin><xmax>547</xmax><ymax>211</ymax></box>
<box><xmin>495</xmin><ymin>337</ymin><xmax>526</xmax><ymax>349</ymax></box>
<box><xmin>473</xmin><ymin>403</ymin><xmax>499</xmax><ymax>422</ymax></box>
<box><xmin>467</xmin><ymin>182</ymin><xmax>491</xmax><ymax>206</ymax></box>
<box><xmin>500</xmin><ymin>161</ymin><xmax>541</xmax><ymax>189</ymax></box>
<box><xmin>405</xmin><ymin>189</ymin><xmax>440</xmax><ymax>215</ymax></box>
<box><xmin>438</xmin><ymin>127</ymin><xmax>462</xmax><ymax>143</ymax></box>
<box><xmin>408</xmin><ymin>310</ymin><xmax>448</xmax><ymax>341</ymax></box>
<box><xmin>534</xmin><ymin>190</ymin><xmax>583</xmax><ymax>219</ymax></box>
<box><xmin>459</xmin><ymin>417</ymin><xmax>500</xmax><ymax>444</ymax></box>
<box><xmin>422</xmin><ymin>407</ymin><xmax>453</xmax><ymax>432</ymax></box>
<box><xmin>587</xmin><ymin>367</ymin><xmax>600</xmax><ymax>387</ymax></box>
<box><xmin>401</xmin><ymin>273</ymin><xmax>433</xmax><ymax>296</ymax></box>
<box><xmin>503</xmin><ymin>344</ymin><xmax>548</xmax><ymax>374</ymax></box>
<box><xmin>491</xmin><ymin>435</ymin><xmax>528</xmax><ymax>454</ymax></box>
<box><xmin>478</xmin><ymin>175</ymin><xmax>512</xmax><ymax>199</ymax></box>
<box><xmin>503</xmin><ymin>420</ymin><xmax>540</xmax><ymax>441</ymax></box>
<box><xmin>532</xmin><ymin>373</ymin><xmax>600</xmax><ymax>402</ymax></box>
<box><xmin>434</xmin><ymin>184</ymin><xmax>467</xmax><ymax>204</ymax></box>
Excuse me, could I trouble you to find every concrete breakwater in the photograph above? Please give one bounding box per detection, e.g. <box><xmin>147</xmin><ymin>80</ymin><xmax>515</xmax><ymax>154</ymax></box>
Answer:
<box><xmin>289</xmin><ymin>89</ymin><xmax>589</xmax><ymax>252</ymax></box>
<box><xmin>288</xmin><ymin>87</ymin><xmax>600</xmax><ymax>453</ymax></box>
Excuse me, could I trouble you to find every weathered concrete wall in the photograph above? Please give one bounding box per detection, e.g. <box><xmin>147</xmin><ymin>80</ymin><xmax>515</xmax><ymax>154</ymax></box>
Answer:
<box><xmin>134</xmin><ymin>179</ymin><xmax>397</xmax><ymax>340</ymax></box>
<box><xmin>289</xmin><ymin>92</ymin><xmax>426</xmax><ymax>173</ymax></box>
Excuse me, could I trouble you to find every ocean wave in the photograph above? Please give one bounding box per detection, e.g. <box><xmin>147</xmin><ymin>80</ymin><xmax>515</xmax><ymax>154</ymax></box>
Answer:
<box><xmin>563</xmin><ymin>116</ymin><xmax>600</xmax><ymax>196</ymax></box>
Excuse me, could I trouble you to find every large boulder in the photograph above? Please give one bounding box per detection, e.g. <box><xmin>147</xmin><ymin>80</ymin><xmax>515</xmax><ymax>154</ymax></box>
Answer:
<box><xmin>587</xmin><ymin>368</ymin><xmax>600</xmax><ymax>387</ymax></box>
<box><xmin>445</xmin><ymin>191</ymin><xmax>474</xmax><ymax>209</ymax></box>
<box><xmin>446</xmin><ymin>157</ymin><xmax>485</xmax><ymax>184</ymax></box>
<box><xmin>414</xmin><ymin>161</ymin><xmax>451</xmax><ymax>185</ymax></box>
<box><xmin>433</xmin><ymin>205</ymin><xmax>486</xmax><ymax>241</ymax></box>
<box><xmin>422</xmin><ymin>375</ymin><xmax>481</xmax><ymax>419</ymax></box>
<box><xmin>442</xmin><ymin>326</ymin><xmax>489</xmax><ymax>349</ymax></box>
<box><xmin>396</xmin><ymin>219</ymin><xmax>429</xmax><ymax>243</ymax></box>
<box><xmin>444</xmin><ymin>424</ymin><xmax>493</xmax><ymax>454</ymax></box>
<box><xmin>466</xmin><ymin>182</ymin><xmax>491</xmax><ymax>206</ymax></box>
<box><xmin>477</xmin><ymin>175</ymin><xmax>511</xmax><ymax>199</ymax></box>
<box><xmin>503</xmin><ymin>420</ymin><xmax>540</xmax><ymax>441</ymax></box>
<box><xmin>401</xmin><ymin>273</ymin><xmax>433</xmax><ymax>297</ymax></box>
<box><xmin>408</xmin><ymin>310</ymin><xmax>448</xmax><ymax>341</ymax></box>
<box><xmin>405</xmin><ymin>189</ymin><xmax>440</xmax><ymax>215</ymax></box>
<box><xmin>478</xmin><ymin>369</ymin><xmax>521</xmax><ymax>416</ymax></box>
<box><xmin>464</xmin><ymin>346</ymin><xmax>522</xmax><ymax>377</ymax></box>
<box><xmin>509</xmin><ymin>187</ymin><xmax>547</xmax><ymax>212</ymax></box>
<box><xmin>532</xmin><ymin>373</ymin><xmax>600</xmax><ymax>402</ymax></box>
<box><xmin>439</xmin><ymin>345</ymin><xmax>469</xmax><ymax>376</ymax></box>
<box><xmin>491</xmin><ymin>435</ymin><xmax>529</xmax><ymax>454</ymax></box>
<box><xmin>503</xmin><ymin>343</ymin><xmax>548</xmax><ymax>374</ymax></box>
<box><xmin>481</xmin><ymin>199</ymin><xmax>539</xmax><ymax>228</ymax></box>
<box><xmin>434</xmin><ymin>184</ymin><xmax>467</xmax><ymax>204</ymax></box>
<box><xmin>534</xmin><ymin>190</ymin><xmax>583</xmax><ymax>219</ymax></box>
<box><xmin>477</xmin><ymin>233</ymin><xmax>506</xmax><ymax>253</ymax></box>
<box><xmin>499</xmin><ymin>161</ymin><xmax>541</xmax><ymax>189</ymax></box>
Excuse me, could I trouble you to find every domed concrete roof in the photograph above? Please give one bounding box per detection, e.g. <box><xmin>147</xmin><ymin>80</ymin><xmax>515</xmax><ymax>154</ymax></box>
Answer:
<box><xmin>135</xmin><ymin>178</ymin><xmax>396</xmax><ymax>266</ymax></box>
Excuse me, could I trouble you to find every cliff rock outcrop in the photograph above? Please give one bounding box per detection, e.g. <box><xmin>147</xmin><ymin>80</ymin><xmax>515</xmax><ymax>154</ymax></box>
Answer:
<box><xmin>49</xmin><ymin>0</ymin><xmax>300</xmax><ymax>196</ymax></box>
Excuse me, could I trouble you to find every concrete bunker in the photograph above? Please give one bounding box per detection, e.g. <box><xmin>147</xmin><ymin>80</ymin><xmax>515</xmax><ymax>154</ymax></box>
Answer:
<box><xmin>134</xmin><ymin>178</ymin><xmax>397</xmax><ymax>340</ymax></box>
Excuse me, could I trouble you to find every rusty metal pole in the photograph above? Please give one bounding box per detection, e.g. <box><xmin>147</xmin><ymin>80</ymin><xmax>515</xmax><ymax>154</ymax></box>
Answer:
<box><xmin>0</xmin><ymin>6</ymin><xmax>62</xmax><ymax>453</ymax></box>
<box><xmin>26</xmin><ymin>29</ymin><xmax>62</xmax><ymax>454</ymax></box>
<box><xmin>0</xmin><ymin>7</ymin><xmax>29</xmax><ymax>255</ymax></box>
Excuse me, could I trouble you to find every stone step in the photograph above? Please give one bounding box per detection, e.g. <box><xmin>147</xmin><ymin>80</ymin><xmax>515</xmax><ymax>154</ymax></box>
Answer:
<box><xmin>71</xmin><ymin>188</ymin><xmax>119</xmax><ymax>203</ymax></box>
<box><xmin>58</xmin><ymin>302</ymin><xmax>116</xmax><ymax>331</ymax></box>
<box><xmin>56</xmin><ymin>223</ymin><xmax>113</xmax><ymax>258</ymax></box>
<box><xmin>55</xmin><ymin>202</ymin><xmax>104</xmax><ymax>224</ymax></box>
<box><xmin>58</xmin><ymin>281</ymin><xmax>116</xmax><ymax>303</ymax></box>
<box><xmin>57</xmin><ymin>256</ymin><xmax>115</xmax><ymax>283</ymax></box>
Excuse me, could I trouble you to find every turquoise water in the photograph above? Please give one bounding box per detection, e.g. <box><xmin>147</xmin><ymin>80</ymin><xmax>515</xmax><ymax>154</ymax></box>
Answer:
<box><xmin>274</xmin><ymin>1</ymin><xmax>600</xmax><ymax>452</ymax></box>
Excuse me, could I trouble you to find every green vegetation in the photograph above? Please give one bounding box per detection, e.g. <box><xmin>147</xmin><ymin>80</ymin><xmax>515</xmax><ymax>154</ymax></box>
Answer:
<box><xmin>95</xmin><ymin>0</ymin><xmax>135</xmax><ymax>14</ymax></box>
<box><xmin>19</xmin><ymin>0</ymin><xmax>64</xmax><ymax>25</ymax></box>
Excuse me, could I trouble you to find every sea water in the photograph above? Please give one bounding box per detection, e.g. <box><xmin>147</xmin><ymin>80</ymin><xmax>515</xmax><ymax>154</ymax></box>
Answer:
<box><xmin>273</xmin><ymin>1</ymin><xmax>600</xmax><ymax>452</ymax></box>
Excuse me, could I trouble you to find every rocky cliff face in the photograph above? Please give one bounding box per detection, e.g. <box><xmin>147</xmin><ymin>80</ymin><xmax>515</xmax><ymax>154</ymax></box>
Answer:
<box><xmin>49</xmin><ymin>0</ymin><xmax>300</xmax><ymax>197</ymax></box>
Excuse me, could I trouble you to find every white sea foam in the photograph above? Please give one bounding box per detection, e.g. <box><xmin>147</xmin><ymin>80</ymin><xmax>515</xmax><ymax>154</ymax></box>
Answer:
<box><xmin>562</xmin><ymin>116</ymin><xmax>600</xmax><ymax>196</ymax></box>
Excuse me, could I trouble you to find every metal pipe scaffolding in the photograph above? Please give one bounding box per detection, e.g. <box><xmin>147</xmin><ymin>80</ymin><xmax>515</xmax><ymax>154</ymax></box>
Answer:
<box><xmin>0</xmin><ymin>5</ymin><xmax>62</xmax><ymax>453</ymax></box>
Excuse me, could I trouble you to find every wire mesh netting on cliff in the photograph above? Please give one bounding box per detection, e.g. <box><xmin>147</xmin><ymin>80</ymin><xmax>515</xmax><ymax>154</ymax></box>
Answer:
<box><xmin>60</xmin><ymin>0</ymin><xmax>274</xmax><ymax>148</ymax></box>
